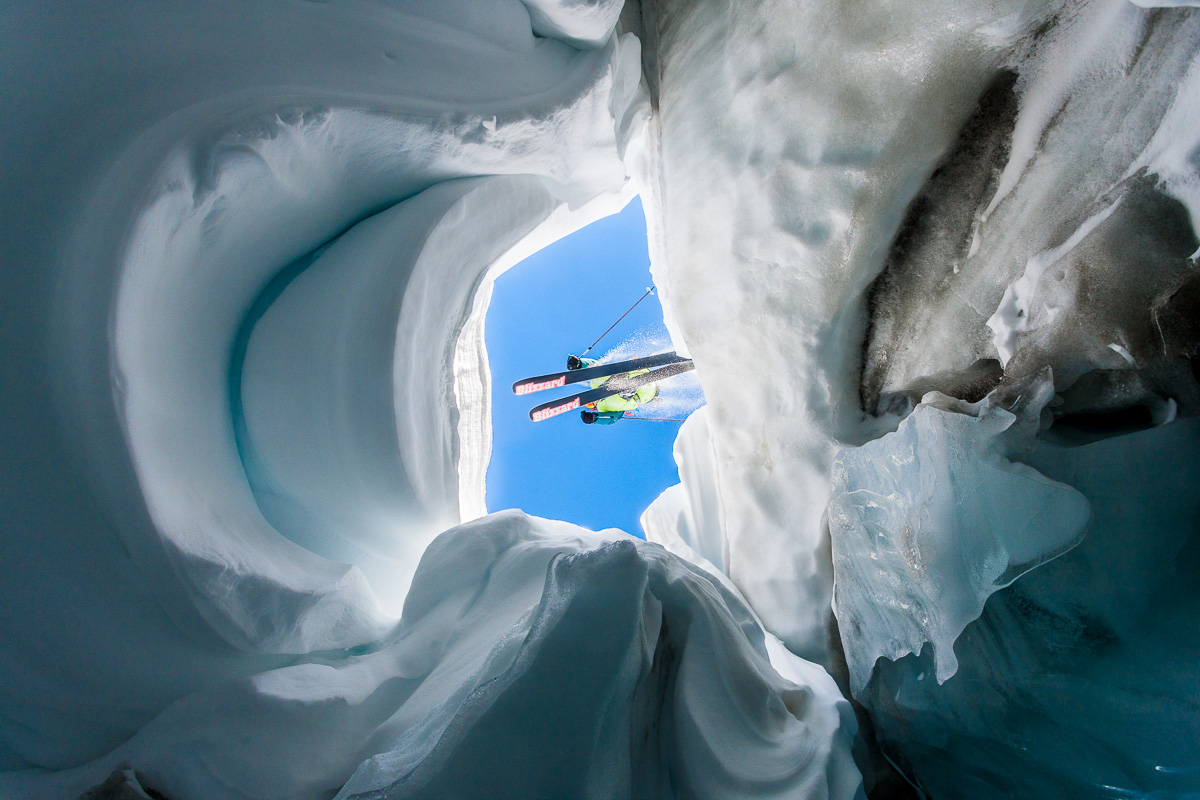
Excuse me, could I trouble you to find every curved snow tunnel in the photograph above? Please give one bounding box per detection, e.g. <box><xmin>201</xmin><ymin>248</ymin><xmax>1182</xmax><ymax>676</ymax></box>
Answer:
<box><xmin>236</xmin><ymin>175</ymin><xmax>562</xmax><ymax>615</ymax></box>
<box><xmin>0</xmin><ymin>0</ymin><xmax>660</xmax><ymax>776</ymax></box>
<box><xmin>54</xmin><ymin>29</ymin><xmax>647</xmax><ymax>650</ymax></box>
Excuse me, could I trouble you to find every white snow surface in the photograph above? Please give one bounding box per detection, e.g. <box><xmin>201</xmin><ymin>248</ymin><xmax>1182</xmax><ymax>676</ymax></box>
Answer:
<box><xmin>521</xmin><ymin>0</ymin><xmax>626</xmax><ymax>49</ymax></box>
<box><xmin>642</xmin><ymin>406</ymin><xmax>728</xmax><ymax>575</ymax></box>
<box><xmin>985</xmin><ymin>197</ymin><xmax>1124</xmax><ymax>367</ymax></box>
<box><xmin>4</xmin><ymin>511</ymin><xmax>862</xmax><ymax>800</ymax></box>
<box><xmin>637</xmin><ymin>0</ymin><xmax>1061</xmax><ymax>663</ymax></box>
<box><xmin>0</xmin><ymin>2</ymin><xmax>864</xmax><ymax>798</ymax></box>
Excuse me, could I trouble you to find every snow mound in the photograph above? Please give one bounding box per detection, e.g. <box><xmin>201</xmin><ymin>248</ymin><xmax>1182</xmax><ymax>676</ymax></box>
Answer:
<box><xmin>8</xmin><ymin>513</ymin><xmax>862</xmax><ymax>800</ymax></box>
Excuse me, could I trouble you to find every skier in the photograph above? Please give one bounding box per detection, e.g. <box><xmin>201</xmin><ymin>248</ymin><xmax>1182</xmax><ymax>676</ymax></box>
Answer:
<box><xmin>518</xmin><ymin>351</ymin><xmax>691</xmax><ymax>422</ymax></box>
<box><xmin>567</xmin><ymin>355</ymin><xmax>660</xmax><ymax>424</ymax></box>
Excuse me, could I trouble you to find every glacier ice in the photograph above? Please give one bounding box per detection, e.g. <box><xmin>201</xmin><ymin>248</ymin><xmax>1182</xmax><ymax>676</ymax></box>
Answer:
<box><xmin>638</xmin><ymin>0</ymin><xmax>1075</xmax><ymax>664</ymax></box>
<box><xmin>861</xmin><ymin>417</ymin><xmax>1200</xmax><ymax>798</ymax></box>
<box><xmin>639</xmin><ymin>0</ymin><xmax>1200</xmax><ymax>796</ymax></box>
<box><xmin>861</xmin><ymin>4</ymin><xmax>1200</xmax><ymax>423</ymax></box>
<box><xmin>3</xmin><ymin>0</ymin><xmax>1200</xmax><ymax>798</ymax></box>
<box><xmin>829</xmin><ymin>383</ymin><xmax>1091</xmax><ymax>695</ymax></box>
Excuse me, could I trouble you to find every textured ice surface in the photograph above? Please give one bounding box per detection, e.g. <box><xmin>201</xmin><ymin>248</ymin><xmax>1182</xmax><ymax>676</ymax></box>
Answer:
<box><xmin>862</xmin><ymin>5</ymin><xmax>1200</xmax><ymax>422</ymax></box>
<box><xmin>639</xmin><ymin>1</ymin><xmax>1200</xmax><ymax>795</ymax></box>
<box><xmin>638</xmin><ymin>0</ymin><xmax>1055</xmax><ymax>663</ymax></box>
<box><xmin>829</xmin><ymin>386</ymin><xmax>1091</xmax><ymax>695</ymax></box>
<box><xmin>861</xmin><ymin>418</ymin><xmax>1200</xmax><ymax>799</ymax></box>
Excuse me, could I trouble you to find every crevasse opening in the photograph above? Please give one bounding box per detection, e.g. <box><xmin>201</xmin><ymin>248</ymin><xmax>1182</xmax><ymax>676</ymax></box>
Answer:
<box><xmin>5</xmin><ymin>1</ymin><xmax>1200</xmax><ymax>798</ymax></box>
<box><xmin>480</xmin><ymin>196</ymin><xmax>702</xmax><ymax>537</ymax></box>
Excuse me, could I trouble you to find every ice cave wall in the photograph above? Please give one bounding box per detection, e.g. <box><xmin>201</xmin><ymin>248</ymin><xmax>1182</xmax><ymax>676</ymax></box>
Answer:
<box><xmin>3</xmin><ymin>0</ymin><xmax>1200</xmax><ymax>798</ymax></box>
<box><xmin>1</xmin><ymin>0</ymin><xmax>615</xmax><ymax>779</ymax></box>
<box><xmin>639</xmin><ymin>0</ymin><xmax>1200</xmax><ymax>796</ymax></box>
<box><xmin>0</xmin><ymin>2</ymin><xmax>862</xmax><ymax>799</ymax></box>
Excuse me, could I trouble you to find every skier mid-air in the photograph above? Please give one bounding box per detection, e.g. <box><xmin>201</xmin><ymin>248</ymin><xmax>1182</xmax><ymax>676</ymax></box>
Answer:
<box><xmin>567</xmin><ymin>355</ymin><xmax>660</xmax><ymax>425</ymax></box>
<box><xmin>513</xmin><ymin>287</ymin><xmax>692</xmax><ymax>424</ymax></box>
<box><xmin>514</xmin><ymin>351</ymin><xmax>693</xmax><ymax>423</ymax></box>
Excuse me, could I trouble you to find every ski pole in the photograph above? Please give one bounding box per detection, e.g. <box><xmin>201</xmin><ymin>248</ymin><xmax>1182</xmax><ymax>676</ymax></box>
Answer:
<box><xmin>581</xmin><ymin>286</ymin><xmax>655</xmax><ymax>356</ymax></box>
<box><xmin>624</xmin><ymin>416</ymin><xmax>688</xmax><ymax>422</ymax></box>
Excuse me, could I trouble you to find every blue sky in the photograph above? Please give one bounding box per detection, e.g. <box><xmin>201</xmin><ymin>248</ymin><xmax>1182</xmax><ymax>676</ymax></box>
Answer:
<box><xmin>485</xmin><ymin>197</ymin><xmax>694</xmax><ymax>537</ymax></box>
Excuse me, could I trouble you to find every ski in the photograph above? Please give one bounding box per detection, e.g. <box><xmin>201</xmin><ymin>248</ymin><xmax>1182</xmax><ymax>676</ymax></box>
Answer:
<box><xmin>528</xmin><ymin>360</ymin><xmax>695</xmax><ymax>422</ymax></box>
<box><xmin>513</xmin><ymin>352</ymin><xmax>689</xmax><ymax>396</ymax></box>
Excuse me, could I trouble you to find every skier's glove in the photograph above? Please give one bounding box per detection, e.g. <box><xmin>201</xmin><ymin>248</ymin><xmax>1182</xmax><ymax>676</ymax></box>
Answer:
<box><xmin>619</xmin><ymin>389</ymin><xmax>638</xmax><ymax>400</ymax></box>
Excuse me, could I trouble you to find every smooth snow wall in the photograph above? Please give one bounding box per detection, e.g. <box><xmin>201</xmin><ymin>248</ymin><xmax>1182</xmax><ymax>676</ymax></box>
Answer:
<box><xmin>0</xmin><ymin>0</ymin><xmax>647</xmax><ymax>767</ymax></box>
<box><xmin>88</xmin><ymin>11</ymin><xmax>645</xmax><ymax>641</ymax></box>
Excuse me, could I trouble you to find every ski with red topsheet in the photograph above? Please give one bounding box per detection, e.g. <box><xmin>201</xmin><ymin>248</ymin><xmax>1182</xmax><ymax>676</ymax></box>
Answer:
<box><xmin>527</xmin><ymin>360</ymin><xmax>695</xmax><ymax>421</ymax></box>
<box><xmin>512</xmin><ymin>352</ymin><xmax>688</xmax><ymax>395</ymax></box>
